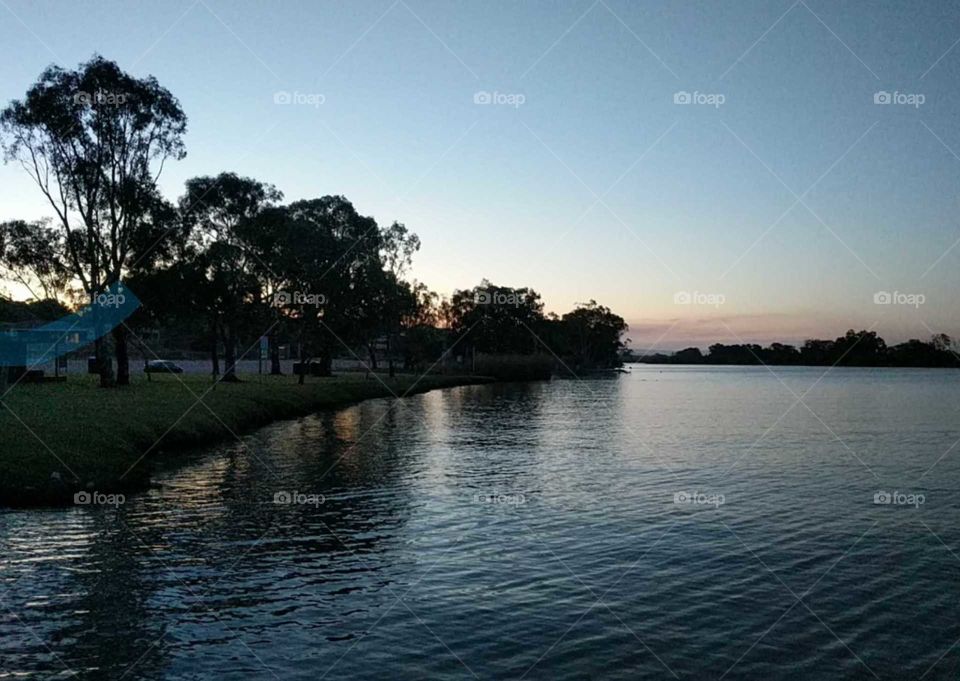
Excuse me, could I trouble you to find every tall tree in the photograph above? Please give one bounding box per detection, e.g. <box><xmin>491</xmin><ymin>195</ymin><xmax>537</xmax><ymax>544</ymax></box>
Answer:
<box><xmin>561</xmin><ymin>301</ymin><xmax>628</xmax><ymax>370</ymax></box>
<box><xmin>284</xmin><ymin>196</ymin><xmax>384</xmax><ymax>378</ymax></box>
<box><xmin>447</xmin><ymin>281</ymin><xmax>545</xmax><ymax>359</ymax></box>
<box><xmin>0</xmin><ymin>55</ymin><xmax>187</xmax><ymax>385</ymax></box>
<box><xmin>179</xmin><ymin>172</ymin><xmax>282</xmax><ymax>381</ymax></box>
<box><xmin>235</xmin><ymin>205</ymin><xmax>298</xmax><ymax>375</ymax></box>
<box><xmin>378</xmin><ymin>222</ymin><xmax>420</xmax><ymax>377</ymax></box>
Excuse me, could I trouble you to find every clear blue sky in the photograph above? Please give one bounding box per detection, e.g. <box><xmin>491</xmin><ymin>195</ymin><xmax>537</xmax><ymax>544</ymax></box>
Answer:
<box><xmin>2</xmin><ymin>0</ymin><xmax>959</xmax><ymax>350</ymax></box>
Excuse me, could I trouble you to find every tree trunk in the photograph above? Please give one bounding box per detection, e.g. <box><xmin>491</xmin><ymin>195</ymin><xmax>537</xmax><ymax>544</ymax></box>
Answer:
<box><xmin>367</xmin><ymin>344</ymin><xmax>378</xmax><ymax>370</ymax></box>
<box><xmin>113</xmin><ymin>325</ymin><xmax>130</xmax><ymax>386</ymax></box>
<box><xmin>297</xmin><ymin>329</ymin><xmax>306</xmax><ymax>386</ymax></box>
<box><xmin>319</xmin><ymin>353</ymin><xmax>332</xmax><ymax>377</ymax></box>
<box><xmin>91</xmin><ymin>294</ymin><xmax>115</xmax><ymax>388</ymax></box>
<box><xmin>223</xmin><ymin>326</ymin><xmax>239</xmax><ymax>382</ymax></box>
<box><xmin>94</xmin><ymin>336</ymin><xmax>114</xmax><ymax>388</ymax></box>
<box><xmin>210</xmin><ymin>320</ymin><xmax>220</xmax><ymax>378</ymax></box>
<box><xmin>316</xmin><ymin>343</ymin><xmax>332</xmax><ymax>377</ymax></box>
<box><xmin>270</xmin><ymin>327</ymin><xmax>282</xmax><ymax>375</ymax></box>
<box><xmin>388</xmin><ymin>334</ymin><xmax>395</xmax><ymax>378</ymax></box>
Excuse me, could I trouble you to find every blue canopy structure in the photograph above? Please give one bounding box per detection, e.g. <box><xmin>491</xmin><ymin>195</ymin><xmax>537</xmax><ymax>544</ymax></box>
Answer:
<box><xmin>0</xmin><ymin>282</ymin><xmax>140</xmax><ymax>368</ymax></box>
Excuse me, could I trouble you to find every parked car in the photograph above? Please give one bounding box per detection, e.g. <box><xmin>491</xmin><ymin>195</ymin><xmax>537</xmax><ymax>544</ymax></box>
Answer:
<box><xmin>144</xmin><ymin>359</ymin><xmax>184</xmax><ymax>374</ymax></box>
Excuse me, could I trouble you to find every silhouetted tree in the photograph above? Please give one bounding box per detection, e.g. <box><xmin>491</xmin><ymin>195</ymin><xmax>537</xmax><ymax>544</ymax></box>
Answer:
<box><xmin>799</xmin><ymin>339</ymin><xmax>835</xmax><ymax>365</ymax></box>
<box><xmin>0</xmin><ymin>55</ymin><xmax>187</xmax><ymax>385</ymax></box>
<box><xmin>179</xmin><ymin>172</ymin><xmax>282</xmax><ymax>381</ymax></box>
<box><xmin>0</xmin><ymin>219</ymin><xmax>68</xmax><ymax>300</ymax></box>
<box><xmin>285</xmin><ymin>196</ymin><xmax>385</xmax><ymax>378</ymax></box>
<box><xmin>447</xmin><ymin>281</ymin><xmax>545</xmax><ymax>360</ymax></box>
<box><xmin>832</xmin><ymin>329</ymin><xmax>886</xmax><ymax>366</ymax></box>
<box><xmin>674</xmin><ymin>347</ymin><xmax>704</xmax><ymax>364</ymax></box>
<box><xmin>560</xmin><ymin>301</ymin><xmax>627</xmax><ymax>370</ymax></box>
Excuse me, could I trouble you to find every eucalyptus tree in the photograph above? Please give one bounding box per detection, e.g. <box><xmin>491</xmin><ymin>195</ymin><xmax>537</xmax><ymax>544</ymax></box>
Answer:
<box><xmin>560</xmin><ymin>301</ymin><xmax>628</xmax><ymax>370</ymax></box>
<box><xmin>179</xmin><ymin>173</ymin><xmax>282</xmax><ymax>381</ymax></box>
<box><xmin>378</xmin><ymin>222</ymin><xmax>420</xmax><ymax>377</ymax></box>
<box><xmin>0</xmin><ymin>219</ymin><xmax>68</xmax><ymax>301</ymax></box>
<box><xmin>284</xmin><ymin>196</ymin><xmax>384</xmax><ymax>378</ymax></box>
<box><xmin>447</xmin><ymin>280</ymin><xmax>546</xmax><ymax>357</ymax></box>
<box><xmin>0</xmin><ymin>55</ymin><xmax>187</xmax><ymax>385</ymax></box>
<box><xmin>235</xmin><ymin>205</ymin><xmax>295</xmax><ymax>375</ymax></box>
<box><xmin>399</xmin><ymin>282</ymin><xmax>446</xmax><ymax>372</ymax></box>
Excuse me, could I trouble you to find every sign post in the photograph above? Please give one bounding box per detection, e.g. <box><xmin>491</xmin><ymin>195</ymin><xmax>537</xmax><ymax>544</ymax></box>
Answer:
<box><xmin>259</xmin><ymin>336</ymin><xmax>268</xmax><ymax>377</ymax></box>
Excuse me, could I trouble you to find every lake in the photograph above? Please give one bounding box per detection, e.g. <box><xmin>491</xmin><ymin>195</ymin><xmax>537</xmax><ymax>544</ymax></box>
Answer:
<box><xmin>2</xmin><ymin>366</ymin><xmax>958</xmax><ymax>679</ymax></box>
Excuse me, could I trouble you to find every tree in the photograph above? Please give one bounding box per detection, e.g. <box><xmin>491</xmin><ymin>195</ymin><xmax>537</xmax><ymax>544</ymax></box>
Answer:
<box><xmin>378</xmin><ymin>222</ymin><xmax>420</xmax><ymax>377</ymax></box>
<box><xmin>560</xmin><ymin>301</ymin><xmax>628</xmax><ymax>370</ymax></box>
<box><xmin>931</xmin><ymin>333</ymin><xmax>954</xmax><ymax>354</ymax></box>
<box><xmin>832</xmin><ymin>329</ymin><xmax>886</xmax><ymax>366</ymax></box>
<box><xmin>283</xmin><ymin>196</ymin><xmax>384</xmax><ymax>379</ymax></box>
<box><xmin>888</xmin><ymin>335</ymin><xmax>958</xmax><ymax>368</ymax></box>
<box><xmin>706</xmin><ymin>344</ymin><xmax>764</xmax><ymax>364</ymax></box>
<box><xmin>398</xmin><ymin>283</ymin><xmax>445</xmax><ymax>371</ymax></box>
<box><xmin>0</xmin><ymin>219</ymin><xmax>68</xmax><ymax>300</ymax></box>
<box><xmin>447</xmin><ymin>281</ymin><xmax>545</xmax><ymax>359</ymax></box>
<box><xmin>674</xmin><ymin>347</ymin><xmax>704</xmax><ymax>364</ymax></box>
<box><xmin>1</xmin><ymin>55</ymin><xmax>187</xmax><ymax>385</ymax></box>
<box><xmin>236</xmin><ymin>205</ymin><xmax>295</xmax><ymax>375</ymax></box>
<box><xmin>764</xmin><ymin>342</ymin><xmax>800</xmax><ymax>365</ymax></box>
<box><xmin>0</xmin><ymin>296</ymin><xmax>70</xmax><ymax>324</ymax></box>
<box><xmin>179</xmin><ymin>173</ymin><xmax>282</xmax><ymax>381</ymax></box>
<box><xmin>799</xmin><ymin>339</ymin><xmax>835</xmax><ymax>366</ymax></box>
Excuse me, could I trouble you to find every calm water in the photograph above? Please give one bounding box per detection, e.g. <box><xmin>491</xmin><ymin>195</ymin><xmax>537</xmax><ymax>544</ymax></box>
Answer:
<box><xmin>2</xmin><ymin>366</ymin><xmax>959</xmax><ymax>680</ymax></box>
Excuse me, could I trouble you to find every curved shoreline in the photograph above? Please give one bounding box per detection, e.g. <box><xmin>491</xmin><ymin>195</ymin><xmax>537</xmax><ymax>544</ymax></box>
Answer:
<box><xmin>1</xmin><ymin>374</ymin><xmax>494</xmax><ymax>508</ymax></box>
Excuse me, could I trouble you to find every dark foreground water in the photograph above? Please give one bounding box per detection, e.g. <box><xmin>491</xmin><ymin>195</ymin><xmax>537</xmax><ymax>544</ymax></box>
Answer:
<box><xmin>2</xmin><ymin>366</ymin><xmax>959</xmax><ymax>680</ymax></box>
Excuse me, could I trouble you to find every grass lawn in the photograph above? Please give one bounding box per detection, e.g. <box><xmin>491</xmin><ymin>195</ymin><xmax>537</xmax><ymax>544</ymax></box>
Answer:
<box><xmin>0</xmin><ymin>371</ymin><xmax>491</xmax><ymax>507</ymax></box>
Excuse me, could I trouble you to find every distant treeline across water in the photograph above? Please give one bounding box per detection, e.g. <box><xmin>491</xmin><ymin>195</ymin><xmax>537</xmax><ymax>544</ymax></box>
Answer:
<box><xmin>630</xmin><ymin>330</ymin><xmax>959</xmax><ymax>368</ymax></box>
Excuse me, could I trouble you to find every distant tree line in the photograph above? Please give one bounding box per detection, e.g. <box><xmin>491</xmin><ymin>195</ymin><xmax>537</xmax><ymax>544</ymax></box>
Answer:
<box><xmin>0</xmin><ymin>56</ymin><xmax>627</xmax><ymax>385</ymax></box>
<box><xmin>630</xmin><ymin>330</ymin><xmax>959</xmax><ymax>368</ymax></box>
<box><xmin>0</xmin><ymin>298</ymin><xmax>69</xmax><ymax>324</ymax></box>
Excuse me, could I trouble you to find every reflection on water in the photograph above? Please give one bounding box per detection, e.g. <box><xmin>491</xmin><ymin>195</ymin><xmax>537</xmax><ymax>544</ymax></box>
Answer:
<box><xmin>1</xmin><ymin>368</ymin><xmax>959</xmax><ymax>679</ymax></box>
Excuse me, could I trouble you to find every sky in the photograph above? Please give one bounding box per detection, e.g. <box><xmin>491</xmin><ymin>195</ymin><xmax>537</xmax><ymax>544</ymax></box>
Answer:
<box><xmin>1</xmin><ymin>0</ymin><xmax>959</xmax><ymax>351</ymax></box>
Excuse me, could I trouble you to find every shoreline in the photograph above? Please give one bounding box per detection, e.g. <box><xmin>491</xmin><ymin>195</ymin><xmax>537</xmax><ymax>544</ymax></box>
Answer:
<box><xmin>1</xmin><ymin>373</ymin><xmax>494</xmax><ymax>509</ymax></box>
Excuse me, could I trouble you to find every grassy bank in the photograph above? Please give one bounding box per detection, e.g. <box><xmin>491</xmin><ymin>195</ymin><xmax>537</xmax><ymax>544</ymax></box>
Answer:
<box><xmin>0</xmin><ymin>372</ymin><xmax>492</xmax><ymax>507</ymax></box>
